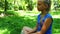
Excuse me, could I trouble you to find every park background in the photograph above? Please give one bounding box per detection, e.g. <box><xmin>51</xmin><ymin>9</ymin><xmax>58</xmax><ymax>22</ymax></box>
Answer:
<box><xmin>0</xmin><ymin>0</ymin><xmax>60</xmax><ymax>34</ymax></box>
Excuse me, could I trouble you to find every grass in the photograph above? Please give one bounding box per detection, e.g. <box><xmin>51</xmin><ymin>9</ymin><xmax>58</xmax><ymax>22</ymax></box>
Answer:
<box><xmin>0</xmin><ymin>11</ymin><xmax>60</xmax><ymax>34</ymax></box>
<box><xmin>52</xmin><ymin>18</ymin><xmax>60</xmax><ymax>34</ymax></box>
<box><xmin>0</xmin><ymin>14</ymin><xmax>37</xmax><ymax>34</ymax></box>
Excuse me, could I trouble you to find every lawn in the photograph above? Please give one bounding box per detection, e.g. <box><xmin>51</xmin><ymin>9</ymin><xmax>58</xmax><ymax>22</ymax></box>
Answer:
<box><xmin>0</xmin><ymin>11</ymin><xmax>60</xmax><ymax>34</ymax></box>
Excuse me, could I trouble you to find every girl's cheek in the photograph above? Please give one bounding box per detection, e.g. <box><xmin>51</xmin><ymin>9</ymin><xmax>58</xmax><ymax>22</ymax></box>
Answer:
<box><xmin>42</xmin><ymin>5</ymin><xmax>47</xmax><ymax>9</ymax></box>
<box><xmin>38</xmin><ymin>5</ymin><xmax>41</xmax><ymax>8</ymax></box>
<box><xmin>37</xmin><ymin>6</ymin><xmax>39</xmax><ymax>8</ymax></box>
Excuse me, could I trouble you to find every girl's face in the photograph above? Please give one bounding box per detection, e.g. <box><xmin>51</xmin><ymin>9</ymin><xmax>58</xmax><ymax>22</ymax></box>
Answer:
<box><xmin>37</xmin><ymin>0</ymin><xmax>48</xmax><ymax>11</ymax></box>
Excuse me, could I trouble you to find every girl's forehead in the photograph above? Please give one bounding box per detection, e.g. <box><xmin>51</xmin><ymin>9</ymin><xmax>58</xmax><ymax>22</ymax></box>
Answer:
<box><xmin>38</xmin><ymin>0</ymin><xmax>44</xmax><ymax>3</ymax></box>
<box><xmin>38</xmin><ymin>0</ymin><xmax>43</xmax><ymax>1</ymax></box>
<box><xmin>38</xmin><ymin>0</ymin><xmax>44</xmax><ymax>1</ymax></box>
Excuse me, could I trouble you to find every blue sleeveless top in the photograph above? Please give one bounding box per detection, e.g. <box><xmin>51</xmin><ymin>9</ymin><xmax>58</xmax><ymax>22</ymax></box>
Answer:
<box><xmin>37</xmin><ymin>13</ymin><xmax>53</xmax><ymax>34</ymax></box>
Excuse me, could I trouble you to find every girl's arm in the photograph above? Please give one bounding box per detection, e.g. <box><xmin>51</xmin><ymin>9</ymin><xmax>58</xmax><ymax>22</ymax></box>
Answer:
<box><xmin>28</xmin><ymin>23</ymin><xmax>38</xmax><ymax>33</ymax></box>
<box><xmin>36</xmin><ymin>18</ymin><xmax>52</xmax><ymax>34</ymax></box>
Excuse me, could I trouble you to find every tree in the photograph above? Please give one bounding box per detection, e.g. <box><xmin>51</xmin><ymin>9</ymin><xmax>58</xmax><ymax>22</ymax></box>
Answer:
<box><xmin>53</xmin><ymin>0</ymin><xmax>60</xmax><ymax>10</ymax></box>
<box><xmin>0</xmin><ymin>0</ymin><xmax>5</xmax><ymax>10</ymax></box>
<box><xmin>5</xmin><ymin>0</ymin><xmax>8</xmax><ymax>11</ymax></box>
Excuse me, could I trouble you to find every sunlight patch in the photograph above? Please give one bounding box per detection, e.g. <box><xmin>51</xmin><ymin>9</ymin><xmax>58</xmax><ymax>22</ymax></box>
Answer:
<box><xmin>0</xmin><ymin>13</ymin><xmax>4</xmax><ymax>18</ymax></box>
<box><xmin>53</xmin><ymin>15</ymin><xmax>60</xmax><ymax>18</ymax></box>
<box><xmin>0</xmin><ymin>29</ymin><xmax>10</xmax><ymax>34</ymax></box>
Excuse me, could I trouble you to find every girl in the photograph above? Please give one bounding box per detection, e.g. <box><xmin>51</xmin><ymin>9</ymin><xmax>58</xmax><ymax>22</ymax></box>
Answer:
<box><xmin>21</xmin><ymin>0</ymin><xmax>53</xmax><ymax>34</ymax></box>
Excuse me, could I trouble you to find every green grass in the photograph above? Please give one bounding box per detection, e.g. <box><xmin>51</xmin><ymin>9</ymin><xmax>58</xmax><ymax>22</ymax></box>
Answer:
<box><xmin>0</xmin><ymin>11</ymin><xmax>60</xmax><ymax>34</ymax></box>
<box><xmin>0</xmin><ymin>14</ymin><xmax>37</xmax><ymax>34</ymax></box>
<box><xmin>52</xmin><ymin>18</ymin><xmax>60</xmax><ymax>34</ymax></box>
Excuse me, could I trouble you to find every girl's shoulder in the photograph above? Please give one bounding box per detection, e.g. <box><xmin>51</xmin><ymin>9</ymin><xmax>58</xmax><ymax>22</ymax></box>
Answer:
<box><xmin>45</xmin><ymin>13</ymin><xmax>53</xmax><ymax>22</ymax></box>
<box><xmin>37</xmin><ymin>13</ymin><xmax>52</xmax><ymax>18</ymax></box>
<box><xmin>45</xmin><ymin>13</ymin><xmax>52</xmax><ymax>18</ymax></box>
<box><xmin>37</xmin><ymin>13</ymin><xmax>53</xmax><ymax>19</ymax></box>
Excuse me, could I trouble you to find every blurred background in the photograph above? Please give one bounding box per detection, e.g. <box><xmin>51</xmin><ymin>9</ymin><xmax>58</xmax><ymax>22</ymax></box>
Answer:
<box><xmin>0</xmin><ymin>0</ymin><xmax>60</xmax><ymax>34</ymax></box>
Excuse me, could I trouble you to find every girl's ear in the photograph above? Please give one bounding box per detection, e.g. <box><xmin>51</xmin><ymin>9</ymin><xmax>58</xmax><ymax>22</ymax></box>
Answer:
<box><xmin>45</xmin><ymin>4</ymin><xmax>48</xmax><ymax>9</ymax></box>
<box><xmin>43</xmin><ymin>2</ymin><xmax>48</xmax><ymax>9</ymax></box>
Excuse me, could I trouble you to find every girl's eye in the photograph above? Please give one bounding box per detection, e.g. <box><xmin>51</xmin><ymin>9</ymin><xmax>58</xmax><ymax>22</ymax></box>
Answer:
<box><xmin>38</xmin><ymin>4</ymin><xmax>41</xmax><ymax>5</ymax></box>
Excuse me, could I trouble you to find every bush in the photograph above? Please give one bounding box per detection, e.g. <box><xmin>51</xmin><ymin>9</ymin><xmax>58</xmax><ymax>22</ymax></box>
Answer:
<box><xmin>14</xmin><ymin>5</ymin><xmax>19</xmax><ymax>11</ymax></box>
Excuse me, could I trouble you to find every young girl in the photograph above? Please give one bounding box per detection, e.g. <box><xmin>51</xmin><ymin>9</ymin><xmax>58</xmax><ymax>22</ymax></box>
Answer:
<box><xmin>21</xmin><ymin>0</ymin><xmax>53</xmax><ymax>34</ymax></box>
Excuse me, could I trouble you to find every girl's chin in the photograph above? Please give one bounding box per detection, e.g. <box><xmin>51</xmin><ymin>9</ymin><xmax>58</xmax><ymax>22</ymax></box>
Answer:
<box><xmin>37</xmin><ymin>8</ymin><xmax>43</xmax><ymax>11</ymax></box>
<box><xmin>38</xmin><ymin>10</ymin><xmax>41</xmax><ymax>11</ymax></box>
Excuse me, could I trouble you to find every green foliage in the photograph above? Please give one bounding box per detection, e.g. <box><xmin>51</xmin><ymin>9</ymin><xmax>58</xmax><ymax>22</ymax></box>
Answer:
<box><xmin>19</xmin><ymin>6</ymin><xmax>23</xmax><ymax>10</ymax></box>
<box><xmin>53</xmin><ymin>0</ymin><xmax>60</xmax><ymax>10</ymax></box>
<box><xmin>0</xmin><ymin>0</ymin><xmax>5</xmax><ymax>10</ymax></box>
<box><xmin>0</xmin><ymin>0</ymin><xmax>60</xmax><ymax>11</ymax></box>
<box><xmin>7</xmin><ymin>3</ymin><xmax>14</xmax><ymax>10</ymax></box>
<box><xmin>25</xmin><ymin>0</ymin><xmax>34</xmax><ymax>10</ymax></box>
<box><xmin>5</xmin><ymin>0</ymin><xmax>14</xmax><ymax>10</ymax></box>
<box><xmin>14</xmin><ymin>5</ymin><xmax>19</xmax><ymax>11</ymax></box>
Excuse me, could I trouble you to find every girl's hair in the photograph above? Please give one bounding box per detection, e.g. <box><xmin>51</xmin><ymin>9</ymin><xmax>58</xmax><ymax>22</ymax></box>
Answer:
<box><xmin>44</xmin><ymin>0</ymin><xmax>51</xmax><ymax>11</ymax></box>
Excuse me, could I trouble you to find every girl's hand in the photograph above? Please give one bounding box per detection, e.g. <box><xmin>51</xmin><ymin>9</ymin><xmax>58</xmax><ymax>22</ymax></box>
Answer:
<box><xmin>28</xmin><ymin>31</ymin><xmax>33</xmax><ymax>34</ymax></box>
<box><xmin>35</xmin><ymin>31</ymin><xmax>44</xmax><ymax>34</ymax></box>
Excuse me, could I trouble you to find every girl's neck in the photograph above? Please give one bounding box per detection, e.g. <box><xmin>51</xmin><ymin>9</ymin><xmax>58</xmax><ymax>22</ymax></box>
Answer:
<box><xmin>41</xmin><ymin>10</ymin><xmax>48</xmax><ymax>15</ymax></box>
